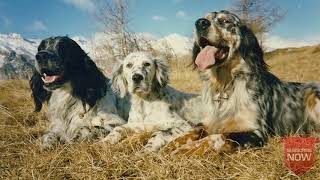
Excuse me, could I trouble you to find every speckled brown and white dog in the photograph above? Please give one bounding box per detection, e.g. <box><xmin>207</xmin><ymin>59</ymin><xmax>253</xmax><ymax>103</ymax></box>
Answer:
<box><xmin>101</xmin><ymin>52</ymin><xmax>202</xmax><ymax>152</ymax></box>
<box><xmin>167</xmin><ymin>10</ymin><xmax>320</xmax><ymax>155</ymax></box>
<box><xmin>30</xmin><ymin>36</ymin><xmax>130</xmax><ymax>149</ymax></box>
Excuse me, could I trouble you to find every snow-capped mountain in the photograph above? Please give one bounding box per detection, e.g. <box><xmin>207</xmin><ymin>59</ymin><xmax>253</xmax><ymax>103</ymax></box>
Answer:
<box><xmin>75</xmin><ymin>32</ymin><xmax>193</xmax><ymax>59</ymax></box>
<box><xmin>0</xmin><ymin>33</ymin><xmax>39</xmax><ymax>64</ymax></box>
<box><xmin>0</xmin><ymin>32</ymin><xmax>193</xmax><ymax>79</ymax></box>
<box><xmin>153</xmin><ymin>33</ymin><xmax>192</xmax><ymax>56</ymax></box>
<box><xmin>0</xmin><ymin>33</ymin><xmax>40</xmax><ymax>79</ymax></box>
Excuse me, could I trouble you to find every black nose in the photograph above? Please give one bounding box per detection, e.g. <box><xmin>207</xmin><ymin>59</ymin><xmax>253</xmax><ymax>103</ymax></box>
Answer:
<box><xmin>36</xmin><ymin>51</ymin><xmax>50</xmax><ymax>60</ymax></box>
<box><xmin>132</xmin><ymin>74</ymin><xmax>143</xmax><ymax>83</ymax></box>
<box><xmin>195</xmin><ymin>18</ymin><xmax>211</xmax><ymax>31</ymax></box>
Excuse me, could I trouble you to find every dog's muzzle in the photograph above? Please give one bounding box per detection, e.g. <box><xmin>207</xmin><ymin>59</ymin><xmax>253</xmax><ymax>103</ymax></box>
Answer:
<box><xmin>132</xmin><ymin>74</ymin><xmax>144</xmax><ymax>84</ymax></box>
<box><xmin>36</xmin><ymin>50</ymin><xmax>57</xmax><ymax>62</ymax></box>
<box><xmin>195</xmin><ymin>18</ymin><xmax>211</xmax><ymax>31</ymax></box>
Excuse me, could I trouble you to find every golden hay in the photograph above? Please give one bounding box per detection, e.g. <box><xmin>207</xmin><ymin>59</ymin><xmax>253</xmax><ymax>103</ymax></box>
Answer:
<box><xmin>1</xmin><ymin>46</ymin><xmax>320</xmax><ymax>179</ymax></box>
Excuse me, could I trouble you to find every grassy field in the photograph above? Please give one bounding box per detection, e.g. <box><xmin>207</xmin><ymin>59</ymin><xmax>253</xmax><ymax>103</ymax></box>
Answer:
<box><xmin>1</xmin><ymin>45</ymin><xmax>320</xmax><ymax>179</ymax></box>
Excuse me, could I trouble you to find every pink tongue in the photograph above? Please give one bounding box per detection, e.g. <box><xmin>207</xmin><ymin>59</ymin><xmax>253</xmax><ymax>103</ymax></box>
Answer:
<box><xmin>45</xmin><ymin>76</ymin><xmax>57</xmax><ymax>82</ymax></box>
<box><xmin>195</xmin><ymin>46</ymin><xmax>218</xmax><ymax>71</ymax></box>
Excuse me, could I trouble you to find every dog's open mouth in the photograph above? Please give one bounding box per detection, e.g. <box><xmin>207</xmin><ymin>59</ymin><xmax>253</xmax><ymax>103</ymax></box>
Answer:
<box><xmin>41</xmin><ymin>73</ymin><xmax>63</xmax><ymax>84</ymax></box>
<box><xmin>195</xmin><ymin>37</ymin><xmax>229</xmax><ymax>70</ymax></box>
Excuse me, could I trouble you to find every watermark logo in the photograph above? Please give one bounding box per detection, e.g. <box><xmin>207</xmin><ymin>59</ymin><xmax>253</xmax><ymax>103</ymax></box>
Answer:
<box><xmin>282</xmin><ymin>137</ymin><xmax>320</xmax><ymax>176</ymax></box>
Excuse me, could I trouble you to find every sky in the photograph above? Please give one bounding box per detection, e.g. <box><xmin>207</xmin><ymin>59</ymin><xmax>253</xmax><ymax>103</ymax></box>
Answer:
<box><xmin>0</xmin><ymin>0</ymin><xmax>320</xmax><ymax>47</ymax></box>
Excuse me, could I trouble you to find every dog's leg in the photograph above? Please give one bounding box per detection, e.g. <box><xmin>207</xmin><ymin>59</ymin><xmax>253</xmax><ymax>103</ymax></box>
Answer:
<box><xmin>41</xmin><ymin>119</ymin><xmax>64</xmax><ymax>149</ymax></box>
<box><xmin>171</xmin><ymin>134</ymin><xmax>228</xmax><ymax>156</ymax></box>
<box><xmin>142</xmin><ymin>131</ymin><xmax>172</xmax><ymax>153</ymax></box>
<box><xmin>163</xmin><ymin>124</ymin><xmax>208</xmax><ymax>153</ymax></box>
<box><xmin>72</xmin><ymin>126</ymin><xmax>109</xmax><ymax>142</ymax></box>
<box><xmin>85</xmin><ymin>110</ymin><xmax>127</xmax><ymax>142</ymax></box>
<box><xmin>100</xmin><ymin>124</ymin><xmax>132</xmax><ymax>144</ymax></box>
<box><xmin>93</xmin><ymin>111</ymin><xmax>127</xmax><ymax>132</ymax></box>
<box><xmin>171</xmin><ymin>130</ymin><xmax>265</xmax><ymax>156</ymax></box>
<box><xmin>305</xmin><ymin>89</ymin><xmax>320</xmax><ymax>125</ymax></box>
<box><xmin>143</xmin><ymin>124</ymin><xmax>191</xmax><ymax>153</ymax></box>
<box><xmin>42</xmin><ymin>132</ymin><xmax>59</xmax><ymax>150</ymax></box>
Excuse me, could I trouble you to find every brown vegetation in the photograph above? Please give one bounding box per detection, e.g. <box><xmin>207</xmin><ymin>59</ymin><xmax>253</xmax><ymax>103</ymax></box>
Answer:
<box><xmin>1</xmin><ymin>46</ymin><xmax>320</xmax><ymax>179</ymax></box>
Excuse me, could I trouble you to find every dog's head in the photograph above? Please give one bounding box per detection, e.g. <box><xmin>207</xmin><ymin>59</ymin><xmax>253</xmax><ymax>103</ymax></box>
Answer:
<box><xmin>193</xmin><ymin>10</ymin><xmax>267</xmax><ymax>73</ymax></box>
<box><xmin>193</xmin><ymin>10</ymin><xmax>242</xmax><ymax>70</ymax></box>
<box><xmin>30</xmin><ymin>36</ymin><xmax>108</xmax><ymax>111</ymax></box>
<box><xmin>111</xmin><ymin>52</ymin><xmax>168</xmax><ymax>98</ymax></box>
<box><xmin>34</xmin><ymin>36</ymin><xmax>87</xmax><ymax>90</ymax></box>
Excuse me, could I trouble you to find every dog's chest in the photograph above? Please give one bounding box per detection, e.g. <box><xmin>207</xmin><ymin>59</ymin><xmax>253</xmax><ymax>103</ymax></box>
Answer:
<box><xmin>48</xmin><ymin>90</ymin><xmax>88</xmax><ymax>132</ymax></box>
<box><xmin>128</xmin><ymin>99</ymin><xmax>176</xmax><ymax>130</ymax></box>
<box><xmin>206</xmin><ymin>79</ymin><xmax>254</xmax><ymax>121</ymax></box>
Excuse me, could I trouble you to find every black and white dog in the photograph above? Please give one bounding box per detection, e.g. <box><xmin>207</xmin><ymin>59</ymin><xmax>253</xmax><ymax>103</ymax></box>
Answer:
<box><xmin>168</xmin><ymin>10</ymin><xmax>320</xmax><ymax>155</ymax></box>
<box><xmin>102</xmin><ymin>52</ymin><xmax>202</xmax><ymax>152</ymax></box>
<box><xmin>30</xmin><ymin>36</ymin><xmax>130</xmax><ymax>149</ymax></box>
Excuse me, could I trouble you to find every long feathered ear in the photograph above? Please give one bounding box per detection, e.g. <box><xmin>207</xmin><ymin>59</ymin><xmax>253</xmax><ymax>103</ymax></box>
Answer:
<box><xmin>70</xmin><ymin>56</ymin><xmax>108</xmax><ymax>108</ymax></box>
<box><xmin>111</xmin><ymin>64</ymin><xmax>127</xmax><ymax>98</ymax></box>
<box><xmin>154</xmin><ymin>58</ymin><xmax>169</xmax><ymax>87</ymax></box>
<box><xmin>59</xmin><ymin>37</ymin><xmax>108</xmax><ymax>109</ymax></box>
<box><xmin>238</xmin><ymin>25</ymin><xmax>268</xmax><ymax>73</ymax></box>
<box><xmin>29</xmin><ymin>71</ymin><xmax>51</xmax><ymax>112</ymax></box>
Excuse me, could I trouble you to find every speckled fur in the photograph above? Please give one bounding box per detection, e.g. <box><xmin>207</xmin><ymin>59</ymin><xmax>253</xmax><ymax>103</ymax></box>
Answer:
<box><xmin>41</xmin><ymin>82</ymin><xmax>129</xmax><ymax>149</ymax></box>
<box><xmin>169</xmin><ymin>11</ymin><xmax>320</xmax><ymax>154</ymax></box>
<box><xmin>30</xmin><ymin>37</ymin><xmax>130</xmax><ymax>149</ymax></box>
<box><xmin>102</xmin><ymin>52</ymin><xmax>202</xmax><ymax>152</ymax></box>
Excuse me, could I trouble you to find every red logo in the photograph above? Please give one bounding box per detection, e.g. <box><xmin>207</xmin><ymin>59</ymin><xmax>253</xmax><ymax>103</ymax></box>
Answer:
<box><xmin>282</xmin><ymin>137</ymin><xmax>320</xmax><ymax>176</ymax></box>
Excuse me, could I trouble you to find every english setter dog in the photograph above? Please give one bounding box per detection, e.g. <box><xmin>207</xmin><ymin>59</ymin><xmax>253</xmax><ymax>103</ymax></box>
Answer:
<box><xmin>167</xmin><ymin>10</ymin><xmax>320</xmax><ymax>155</ymax></box>
<box><xmin>30</xmin><ymin>36</ymin><xmax>129</xmax><ymax>149</ymax></box>
<box><xmin>101</xmin><ymin>52</ymin><xmax>202</xmax><ymax>152</ymax></box>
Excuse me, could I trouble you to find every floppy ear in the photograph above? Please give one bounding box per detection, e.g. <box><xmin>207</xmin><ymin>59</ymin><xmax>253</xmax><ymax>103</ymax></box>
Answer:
<box><xmin>192</xmin><ymin>42</ymin><xmax>201</xmax><ymax>68</ymax></box>
<box><xmin>29</xmin><ymin>71</ymin><xmax>51</xmax><ymax>112</ymax></box>
<box><xmin>111</xmin><ymin>64</ymin><xmax>127</xmax><ymax>98</ymax></box>
<box><xmin>62</xmin><ymin>37</ymin><xmax>108</xmax><ymax>108</ymax></box>
<box><xmin>154</xmin><ymin>58</ymin><xmax>169</xmax><ymax>87</ymax></box>
<box><xmin>81</xmin><ymin>56</ymin><xmax>108</xmax><ymax>107</ymax></box>
<box><xmin>239</xmin><ymin>25</ymin><xmax>268</xmax><ymax>73</ymax></box>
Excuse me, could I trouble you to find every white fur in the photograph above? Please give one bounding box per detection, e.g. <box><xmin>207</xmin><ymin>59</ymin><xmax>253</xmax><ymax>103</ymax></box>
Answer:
<box><xmin>42</xmin><ymin>83</ymin><xmax>127</xmax><ymax>149</ymax></box>
<box><xmin>102</xmin><ymin>52</ymin><xmax>202</xmax><ymax>152</ymax></box>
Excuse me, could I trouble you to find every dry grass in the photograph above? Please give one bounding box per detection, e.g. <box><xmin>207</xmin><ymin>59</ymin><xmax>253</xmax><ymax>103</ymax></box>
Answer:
<box><xmin>1</xmin><ymin>45</ymin><xmax>320</xmax><ymax>179</ymax></box>
<box><xmin>266</xmin><ymin>45</ymin><xmax>320</xmax><ymax>82</ymax></box>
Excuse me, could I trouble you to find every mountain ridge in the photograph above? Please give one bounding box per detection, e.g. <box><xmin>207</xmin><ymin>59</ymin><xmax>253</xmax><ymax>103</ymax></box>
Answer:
<box><xmin>0</xmin><ymin>32</ymin><xmax>319</xmax><ymax>79</ymax></box>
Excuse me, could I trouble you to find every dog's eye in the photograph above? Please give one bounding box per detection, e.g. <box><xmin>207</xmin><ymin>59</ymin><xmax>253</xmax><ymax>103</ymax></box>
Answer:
<box><xmin>218</xmin><ymin>18</ymin><xmax>230</xmax><ymax>24</ymax></box>
<box><xmin>126</xmin><ymin>63</ymin><xmax>133</xmax><ymax>68</ymax></box>
<box><xmin>222</xmin><ymin>19</ymin><xmax>231</xmax><ymax>24</ymax></box>
<box><xmin>143</xmin><ymin>62</ymin><xmax>151</xmax><ymax>67</ymax></box>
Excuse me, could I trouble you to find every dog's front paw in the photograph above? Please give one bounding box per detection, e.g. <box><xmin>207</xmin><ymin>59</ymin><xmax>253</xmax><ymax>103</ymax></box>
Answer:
<box><xmin>100</xmin><ymin>134</ymin><xmax>121</xmax><ymax>144</ymax></box>
<box><xmin>140</xmin><ymin>143</ymin><xmax>160</xmax><ymax>154</ymax></box>
<box><xmin>163</xmin><ymin>126</ymin><xmax>208</xmax><ymax>154</ymax></box>
<box><xmin>170</xmin><ymin>134</ymin><xmax>233</xmax><ymax>156</ymax></box>
<box><xmin>41</xmin><ymin>133</ymin><xmax>58</xmax><ymax>150</ymax></box>
<box><xmin>90</xmin><ymin>126</ymin><xmax>110</xmax><ymax>140</ymax></box>
<box><xmin>138</xmin><ymin>147</ymin><xmax>154</xmax><ymax>155</ymax></box>
<box><xmin>170</xmin><ymin>138</ymin><xmax>212</xmax><ymax>156</ymax></box>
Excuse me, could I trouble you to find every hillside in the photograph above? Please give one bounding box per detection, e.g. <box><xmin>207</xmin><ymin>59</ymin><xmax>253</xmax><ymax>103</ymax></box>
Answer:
<box><xmin>265</xmin><ymin>45</ymin><xmax>320</xmax><ymax>82</ymax></box>
<box><xmin>0</xmin><ymin>45</ymin><xmax>320</xmax><ymax>179</ymax></box>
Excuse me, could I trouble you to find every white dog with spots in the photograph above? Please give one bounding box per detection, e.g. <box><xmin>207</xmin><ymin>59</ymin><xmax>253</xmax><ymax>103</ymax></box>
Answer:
<box><xmin>101</xmin><ymin>52</ymin><xmax>202</xmax><ymax>152</ymax></box>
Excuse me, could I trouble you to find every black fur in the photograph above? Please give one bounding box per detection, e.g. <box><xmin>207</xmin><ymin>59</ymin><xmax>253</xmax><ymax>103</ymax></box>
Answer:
<box><xmin>67</xmin><ymin>55</ymin><xmax>108</xmax><ymax>109</ymax></box>
<box><xmin>31</xmin><ymin>36</ymin><xmax>108</xmax><ymax>111</ymax></box>
<box><xmin>238</xmin><ymin>25</ymin><xmax>269</xmax><ymax>74</ymax></box>
<box><xmin>187</xmin><ymin>10</ymin><xmax>320</xmax><ymax>152</ymax></box>
<box><xmin>29</xmin><ymin>71</ymin><xmax>52</xmax><ymax>112</ymax></box>
<box><xmin>225</xmin><ymin>131</ymin><xmax>265</xmax><ymax>148</ymax></box>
